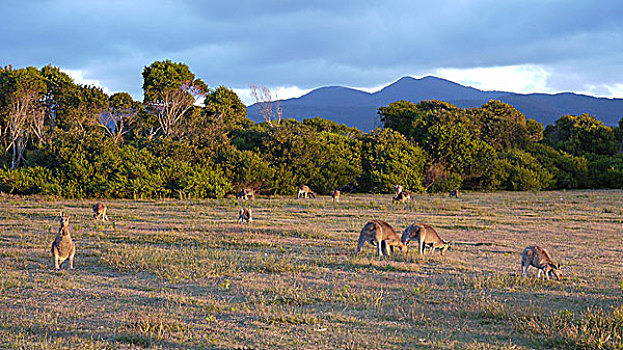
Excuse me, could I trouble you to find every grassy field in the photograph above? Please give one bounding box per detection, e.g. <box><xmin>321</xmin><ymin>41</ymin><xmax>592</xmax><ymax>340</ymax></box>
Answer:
<box><xmin>0</xmin><ymin>190</ymin><xmax>622</xmax><ymax>349</ymax></box>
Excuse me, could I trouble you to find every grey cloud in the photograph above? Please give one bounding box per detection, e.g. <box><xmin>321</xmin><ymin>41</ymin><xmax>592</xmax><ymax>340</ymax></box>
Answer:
<box><xmin>1</xmin><ymin>0</ymin><xmax>622</xmax><ymax>100</ymax></box>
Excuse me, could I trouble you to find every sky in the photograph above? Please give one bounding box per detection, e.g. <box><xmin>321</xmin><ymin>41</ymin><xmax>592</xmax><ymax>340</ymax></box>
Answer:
<box><xmin>2</xmin><ymin>0</ymin><xmax>622</xmax><ymax>105</ymax></box>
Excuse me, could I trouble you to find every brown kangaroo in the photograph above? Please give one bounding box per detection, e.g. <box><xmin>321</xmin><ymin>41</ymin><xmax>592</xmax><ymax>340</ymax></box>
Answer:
<box><xmin>238</xmin><ymin>208</ymin><xmax>252</xmax><ymax>224</ymax></box>
<box><xmin>92</xmin><ymin>202</ymin><xmax>109</xmax><ymax>222</ymax></box>
<box><xmin>401</xmin><ymin>223</ymin><xmax>449</xmax><ymax>255</ymax></box>
<box><xmin>236</xmin><ymin>188</ymin><xmax>254</xmax><ymax>200</ymax></box>
<box><xmin>449</xmin><ymin>189</ymin><xmax>460</xmax><ymax>198</ymax></box>
<box><xmin>51</xmin><ymin>212</ymin><xmax>76</xmax><ymax>271</ymax></box>
<box><xmin>356</xmin><ymin>220</ymin><xmax>407</xmax><ymax>257</ymax></box>
<box><xmin>330</xmin><ymin>190</ymin><xmax>341</xmax><ymax>202</ymax></box>
<box><xmin>393</xmin><ymin>190</ymin><xmax>412</xmax><ymax>203</ymax></box>
<box><xmin>521</xmin><ymin>245</ymin><xmax>562</xmax><ymax>280</ymax></box>
<box><xmin>297</xmin><ymin>185</ymin><xmax>316</xmax><ymax>199</ymax></box>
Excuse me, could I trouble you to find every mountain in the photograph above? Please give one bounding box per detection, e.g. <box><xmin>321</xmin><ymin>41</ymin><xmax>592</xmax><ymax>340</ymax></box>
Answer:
<box><xmin>246</xmin><ymin>76</ymin><xmax>623</xmax><ymax>131</ymax></box>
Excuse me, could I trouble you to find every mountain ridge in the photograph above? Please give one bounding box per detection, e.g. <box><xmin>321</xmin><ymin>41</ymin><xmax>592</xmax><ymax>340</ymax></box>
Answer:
<box><xmin>246</xmin><ymin>76</ymin><xmax>623</xmax><ymax>131</ymax></box>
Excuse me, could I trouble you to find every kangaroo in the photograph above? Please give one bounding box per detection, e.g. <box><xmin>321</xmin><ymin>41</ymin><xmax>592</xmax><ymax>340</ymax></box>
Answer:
<box><xmin>92</xmin><ymin>202</ymin><xmax>109</xmax><ymax>222</ymax></box>
<box><xmin>449</xmin><ymin>189</ymin><xmax>460</xmax><ymax>198</ymax></box>
<box><xmin>236</xmin><ymin>188</ymin><xmax>254</xmax><ymax>200</ymax></box>
<box><xmin>330</xmin><ymin>190</ymin><xmax>340</xmax><ymax>203</ymax></box>
<box><xmin>238</xmin><ymin>207</ymin><xmax>252</xmax><ymax>224</ymax></box>
<box><xmin>521</xmin><ymin>246</ymin><xmax>562</xmax><ymax>280</ymax></box>
<box><xmin>401</xmin><ymin>223</ymin><xmax>450</xmax><ymax>255</ymax></box>
<box><xmin>393</xmin><ymin>190</ymin><xmax>412</xmax><ymax>203</ymax></box>
<box><xmin>297</xmin><ymin>185</ymin><xmax>316</xmax><ymax>199</ymax></box>
<box><xmin>51</xmin><ymin>212</ymin><xmax>76</xmax><ymax>271</ymax></box>
<box><xmin>356</xmin><ymin>220</ymin><xmax>407</xmax><ymax>257</ymax></box>
<box><xmin>394</xmin><ymin>185</ymin><xmax>404</xmax><ymax>196</ymax></box>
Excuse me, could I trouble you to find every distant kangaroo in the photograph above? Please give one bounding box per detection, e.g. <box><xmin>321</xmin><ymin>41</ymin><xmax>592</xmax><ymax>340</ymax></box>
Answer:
<box><xmin>92</xmin><ymin>202</ymin><xmax>109</xmax><ymax>222</ymax></box>
<box><xmin>297</xmin><ymin>185</ymin><xmax>316</xmax><ymax>199</ymax></box>
<box><xmin>330</xmin><ymin>190</ymin><xmax>341</xmax><ymax>203</ymax></box>
<box><xmin>356</xmin><ymin>220</ymin><xmax>407</xmax><ymax>257</ymax></box>
<box><xmin>51</xmin><ymin>212</ymin><xmax>76</xmax><ymax>271</ymax></box>
<box><xmin>401</xmin><ymin>223</ymin><xmax>450</xmax><ymax>255</ymax></box>
<box><xmin>521</xmin><ymin>245</ymin><xmax>562</xmax><ymax>280</ymax></box>
<box><xmin>393</xmin><ymin>190</ymin><xmax>412</xmax><ymax>203</ymax></box>
<box><xmin>236</xmin><ymin>188</ymin><xmax>254</xmax><ymax>200</ymax></box>
<box><xmin>238</xmin><ymin>207</ymin><xmax>252</xmax><ymax>224</ymax></box>
<box><xmin>394</xmin><ymin>185</ymin><xmax>404</xmax><ymax>196</ymax></box>
<box><xmin>449</xmin><ymin>189</ymin><xmax>460</xmax><ymax>198</ymax></box>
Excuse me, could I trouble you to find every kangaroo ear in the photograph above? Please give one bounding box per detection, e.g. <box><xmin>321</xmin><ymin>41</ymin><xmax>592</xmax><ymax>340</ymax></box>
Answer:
<box><xmin>557</xmin><ymin>263</ymin><xmax>562</xmax><ymax>269</ymax></box>
<box><xmin>59</xmin><ymin>211</ymin><xmax>64</xmax><ymax>217</ymax></box>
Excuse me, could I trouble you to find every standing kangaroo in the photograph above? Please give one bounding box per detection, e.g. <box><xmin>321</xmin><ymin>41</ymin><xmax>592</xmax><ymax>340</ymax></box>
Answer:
<box><xmin>238</xmin><ymin>208</ymin><xmax>252</xmax><ymax>224</ymax></box>
<box><xmin>92</xmin><ymin>202</ymin><xmax>109</xmax><ymax>222</ymax></box>
<box><xmin>449</xmin><ymin>189</ymin><xmax>460</xmax><ymax>198</ymax></box>
<box><xmin>401</xmin><ymin>223</ymin><xmax>449</xmax><ymax>255</ymax></box>
<box><xmin>297</xmin><ymin>185</ymin><xmax>316</xmax><ymax>199</ymax></box>
<box><xmin>51</xmin><ymin>212</ymin><xmax>76</xmax><ymax>271</ymax></box>
<box><xmin>394</xmin><ymin>185</ymin><xmax>404</xmax><ymax>196</ymax></box>
<box><xmin>521</xmin><ymin>246</ymin><xmax>562</xmax><ymax>280</ymax></box>
<box><xmin>330</xmin><ymin>190</ymin><xmax>341</xmax><ymax>203</ymax></box>
<box><xmin>356</xmin><ymin>220</ymin><xmax>407</xmax><ymax>257</ymax></box>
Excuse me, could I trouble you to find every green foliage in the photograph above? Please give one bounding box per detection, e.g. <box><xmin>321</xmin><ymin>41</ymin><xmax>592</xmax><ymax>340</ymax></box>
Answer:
<box><xmin>544</xmin><ymin>113</ymin><xmax>617</xmax><ymax>156</ymax></box>
<box><xmin>142</xmin><ymin>60</ymin><xmax>205</xmax><ymax>103</ymax></box>
<box><xmin>499</xmin><ymin>148</ymin><xmax>555</xmax><ymax>191</ymax></box>
<box><xmin>359</xmin><ymin>128</ymin><xmax>427</xmax><ymax>193</ymax></box>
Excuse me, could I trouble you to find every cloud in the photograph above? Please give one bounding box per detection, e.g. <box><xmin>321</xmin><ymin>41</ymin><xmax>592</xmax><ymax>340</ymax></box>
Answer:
<box><xmin>1</xmin><ymin>0</ymin><xmax>622</xmax><ymax>103</ymax></box>
<box><xmin>433</xmin><ymin>65</ymin><xmax>552</xmax><ymax>94</ymax></box>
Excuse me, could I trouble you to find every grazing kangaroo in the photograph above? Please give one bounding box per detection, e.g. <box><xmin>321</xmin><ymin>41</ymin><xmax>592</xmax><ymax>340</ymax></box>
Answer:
<box><xmin>521</xmin><ymin>246</ymin><xmax>562</xmax><ymax>280</ymax></box>
<box><xmin>297</xmin><ymin>185</ymin><xmax>316</xmax><ymax>199</ymax></box>
<box><xmin>330</xmin><ymin>190</ymin><xmax>341</xmax><ymax>203</ymax></box>
<box><xmin>92</xmin><ymin>202</ymin><xmax>109</xmax><ymax>222</ymax></box>
<box><xmin>449</xmin><ymin>189</ymin><xmax>460</xmax><ymax>198</ymax></box>
<box><xmin>236</xmin><ymin>188</ymin><xmax>254</xmax><ymax>200</ymax></box>
<box><xmin>394</xmin><ymin>185</ymin><xmax>404</xmax><ymax>196</ymax></box>
<box><xmin>51</xmin><ymin>212</ymin><xmax>76</xmax><ymax>271</ymax></box>
<box><xmin>356</xmin><ymin>220</ymin><xmax>407</xmax><ymax>257</ymax></box>
<box><xmin>401</xmin><ymin>223</ymin><xmax>450</xmax><ymax>255</ymax></box>
<box><xmin>393</xmin><ymin>190</ymin><xmax>412</xmax><ymax>203</ymax></box>
<box><xmin>238</xmin><ymin>207</ymin><xmax>252</xmax><ymax>224</ymax></box>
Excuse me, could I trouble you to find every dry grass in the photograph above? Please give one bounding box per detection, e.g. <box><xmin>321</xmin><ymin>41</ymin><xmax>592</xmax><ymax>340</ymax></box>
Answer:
<box><xmin>0</xmin><ymin>190</ymin><xmax>622</xmax><ymax>349</ymax></box>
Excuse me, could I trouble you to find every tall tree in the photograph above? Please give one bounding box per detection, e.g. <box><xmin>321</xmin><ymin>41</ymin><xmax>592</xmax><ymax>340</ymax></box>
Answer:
<box><xmin>0</xmin><ymin>66</ymin><xmax>47</xmax><ymax>168</ymax></box>
<box><xmin>142</xmin><ymin>60</ymin><xmax>207</xmax><ymax>137</ymax></box>
<box><xmin>40</xmin><ymin>65</ymin><xmax>76</xmax><ymax>144</ymax></box>
<box><xmin>250</xmin><ymin>84</ymin><xmax>281</xmax><ymax>128</ymax></box>
<box><xmin>544</xmin><ymin>113</ymin><xmax>617</xmax><ymax>156</ymax></box>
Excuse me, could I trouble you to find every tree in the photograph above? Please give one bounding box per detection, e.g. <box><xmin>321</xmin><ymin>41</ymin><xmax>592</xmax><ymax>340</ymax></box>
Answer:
<box><xmin>359</xmin><ymin>128</ymin><xmax>428</xmax><ymax>193</ymax></box>
<box><xmin>544</xmin><ymin>113</ymin><xmax>617</xmax><ymax>156</ymax></box>
<box><xmin>64</xmin><ymin>84</ymin><xmax>109</xmax><ymax>131</ymax></box>
<box><xmin>142</xmin><ymin>60</ymin><xmax>207</xmax><ymax>137</ymax></box>
<box><xmin>203</xmin><ymin>86</ymin><xmax>250</xmax><ymax>132</ymax></box>
<box><xmin>0</xmin><ymin>66</ymin><xmax>47</xmax><ymax>168</ymax></box>
<box><xmin>40</xmin><ymin>65</ymin><xmax>76</xmax><ymax>144</ymax></box>
<box><xmin>250</xmin><ymin>84</ymin><xmax>281</xmax><ymax>128</ymax></box>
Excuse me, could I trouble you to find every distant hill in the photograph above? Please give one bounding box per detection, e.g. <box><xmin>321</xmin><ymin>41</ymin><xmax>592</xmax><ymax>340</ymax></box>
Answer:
<box><xmin>246</xmin><ymin>76</ymin><xmax>623</xmax><ymax>131</ymax></box>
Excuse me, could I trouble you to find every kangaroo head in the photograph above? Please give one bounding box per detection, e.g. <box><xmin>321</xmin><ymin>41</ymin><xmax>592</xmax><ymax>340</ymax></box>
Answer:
<box><xmin>59</xmin><ymin>214</ymin><xmax>71</xmax><ymax>230</ymax></box>
<box><xmin>401</xmin><ymin>224</ymin><xmax>420</xmax><ymax>245</ymax></box>
<box><xmin>546</xmin><ymin>264</ymin><xmax>563</xmax><ymax>280</ymax></box>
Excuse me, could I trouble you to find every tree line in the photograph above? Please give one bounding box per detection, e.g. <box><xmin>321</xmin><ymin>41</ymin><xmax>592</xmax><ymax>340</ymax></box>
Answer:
<box><xmin>1</xmin><ymin>61</ymin><xmax>622</xmax><ymax>198</ymax></box>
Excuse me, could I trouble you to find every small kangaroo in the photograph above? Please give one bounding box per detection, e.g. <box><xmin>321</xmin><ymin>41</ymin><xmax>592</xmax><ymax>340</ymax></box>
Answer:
<box><xmin>297</xmin><ymin>185</ymin><xmax>316</xmax><ymax>199</ymax></box>
<box><xmin>393</xmin><ymin>190</ymin><xmax>412</xmax><ymax>203</ymax></box>
<box><xmin>394</xmin><ymin>185</ymin><xmax>404</xmax><ymax>196</ymax></box>
<box><xmin>401</xmin><ymin>223</ymin><xmax>449</xmax><ymax>255</ymax></box>
<box><xmin>449</xmin><ymin>189</ymin><xmax>460</xmax><ymax>198</ymax></box>
<box><xmin>92</xmin><ymin>202</ymin><xmax>109</xmax><ymax>222</ymax></box>
<box><xmin>236</xmin><ymin>188</ymin><xmax>254</xmax><ymax>200</ymax></box>
<box><xmin>521</xmin><ymin>246</ymin><xmax>562</xmax><ymax>280</ymax></box>
<box><xmin>238</xmin><ymin>208</ymin><xmax>252</xmax><ymax>224</ymax></box>
<box><xmin>330</xmin><ymin>190</ymin><xmax>341</xmax><ymax>203</ymax></box>
<box><xmin>51</xmin><ymin>212</ymin><xmax>76</xmax><ymax>271</ymax></box>
<box><xmin>356</xmin><ymin>220</ymin><xmax>407</xmax><ymax>257</ymax></box>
